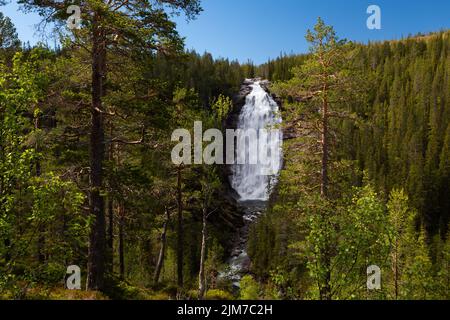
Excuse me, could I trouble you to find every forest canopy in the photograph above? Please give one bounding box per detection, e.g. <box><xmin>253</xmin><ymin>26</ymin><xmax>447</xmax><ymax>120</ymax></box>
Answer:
<box><xmin>0</xmin><ymin>3</ymin><xmax>448</xmax><ymax>301</ymax></box>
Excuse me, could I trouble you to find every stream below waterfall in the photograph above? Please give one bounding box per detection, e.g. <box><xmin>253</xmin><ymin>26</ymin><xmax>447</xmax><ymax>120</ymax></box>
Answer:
<box><xmin>221</xmin><ymin>79</ymin><xmax>282</xmax><ymax>288</ymax></box>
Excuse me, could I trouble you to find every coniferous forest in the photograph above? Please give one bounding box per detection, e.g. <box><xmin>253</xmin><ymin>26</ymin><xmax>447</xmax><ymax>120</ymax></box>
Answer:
<box><xmin>0</xmin><ymin>1</ymin><xmax>449</xmax><ymax>302</ymax></box>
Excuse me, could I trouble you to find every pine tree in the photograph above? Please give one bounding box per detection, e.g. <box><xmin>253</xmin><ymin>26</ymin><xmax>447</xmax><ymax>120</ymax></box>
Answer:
<box><xmin>402</xmin><ymin>228</ymin><xmax>435</xmax><ymax>299</ymax></box>
<box><xmin>18</xmin><ymin>0</ymin><xmax>201</xmax><ymax>291</ymax></box>
<box><xmin>387</xmin><ymin>189</ymin><xmax>416</xmax><ymax>299</ymax></box>
<box><xmin>436</xmin><ymin>227</ymin><xmax>450</xmax><ymax>299</ymax></box>
<box><xmin>0</xmin><ymin>12</ymin><xmax>20</xmax><ymax>50</ymax></box>
<box><xmin>272</xmin><ymin>17</ymin><xmax>364</xmax><ymax>300</ymax></box>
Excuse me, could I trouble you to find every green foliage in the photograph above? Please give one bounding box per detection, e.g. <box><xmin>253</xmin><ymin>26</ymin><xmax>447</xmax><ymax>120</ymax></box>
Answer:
<box><xmin>205</xmin><ymin>239</ymin><xmax>225</xmax><ymax>289</ymax></box>
<box><xmin>435</xmin><ymin>228</ymin><xmax>450</xmax><ymax>299</ymax></box>
<box><xmin>205</xmin><ymin>289</ymin><xmax>234</xmax><ymax>300</ymax></box>
<box><xmin>385</xmin><ymin>188</ymin><xmax>416</xmax><ymax>299</ymax></box>
<box><xmin>0</xmin><ymin>12</ymin><xmax>20</xmax><ymax>50</ymax></box>
<box><xmin>239</xmin><ymin>275</ymin><xmax>260</xmax><ymax>300</ymax></box>
<box><xmin>211</xmin><ymin>94</ymin><xmax>232</xmax><ymax>123</ymax></box>
<box><xmin>0</xmin><ymin>7</ymin><xmax>448</xmax><ymax>300</ymax></box>
<box><xmin>249</xmin><ymin>30</ymin><xmax>450</xmax><ymax>301</ymax></box>
<box><xmin>0</xmin><ymin>53</ymin><xmax>42</xmax><ymax>291</ymax></box>
<box><xmin>402</xmin><ymin>228</ymin><xmax>435</xmax><ymax>299</ymax></box>
<box><xmin>299</xmin><ymin>184</ymin><xmax>389</xmax><ymax>299</ymax></box>
<box><xmin>0</xmin><ymin>51</ymin><xmax>88</xmax><ymax>294</ymax></box>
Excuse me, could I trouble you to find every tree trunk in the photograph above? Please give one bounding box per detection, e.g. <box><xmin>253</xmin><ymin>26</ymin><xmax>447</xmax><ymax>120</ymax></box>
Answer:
<box><xmin>118</xmin><ymin>203</ymin><xmax>125</xmax><ymax>280</ymax></box>
<box><xmin>393</xmin><ymin>240</ymin><xmax>399</xmax><ymax>299</ymax></box>
<box><xmin>87</xmin><ymin>12</ymin><xmax>106</xmax><ymax>291</ymax></box>
<box><xmin>321</xmin><ymin>85</ymin><xmax>329</xmax><ymax>198</ymax></box>
<box><xmin>106</xmin><ymin>196</ymin><xmax>114</xmax><ymax>272</ymax></box>
<box><xmin>319</xmin><ymin>84</ymin><xmax>332</xmax><ymax>301</ymax></box>
<box><xmin>198</xmin><ymin>206</ymin><xmax>207</xmax><ymax>300</ymax></box>
<box><xmin>154</xmin><ymin>208</ymin><xmax>170</xmax><ymax>284</ymax></box>
<box><xmin>4</xmin><ymin>238</ymin><xmax>11</xmax><ymax>263</ymax></box>
<box><xmin>35</xmin><ymin>115</ymin><xmax>46</xmax><ymax>264</ymax></box>
<box><xmin>177</xmin><ymin>166</ymin><xmax>184</xmax><ymax>289</ymax></box>
<box><xmin>106</xmin><ymin>127</ymin><xmax>114</xmax><ymax>273</ymax></box>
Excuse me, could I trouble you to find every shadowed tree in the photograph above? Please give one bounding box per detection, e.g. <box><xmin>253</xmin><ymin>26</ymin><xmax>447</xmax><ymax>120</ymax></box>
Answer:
<box><xmin>17</xmin><ymin>0</ymin><xmax>201</xmax><ymax>291</ymax></box>
<box><xmin>0</xmin><ymin>11</ymin><xmax>20</xmax><ymax>51</ymax></box>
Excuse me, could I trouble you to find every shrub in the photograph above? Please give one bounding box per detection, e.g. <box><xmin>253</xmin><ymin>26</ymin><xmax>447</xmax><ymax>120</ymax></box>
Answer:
<box><xmin>205</xmin><ymin>289</ymin><xmax>234</xmax><ymax>300</ymax></box>
<box><xmin>239</xmin><ymin>275</ymin><xmax>259</xmax><ymax>300</ymax></box>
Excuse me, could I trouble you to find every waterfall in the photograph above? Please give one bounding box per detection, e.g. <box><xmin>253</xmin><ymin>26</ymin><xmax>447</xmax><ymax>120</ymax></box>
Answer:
<box><xmin>220</xmin><ymin>80</ymin><xmax>282</xmax><ymax>288</ymax></box>
<box><xmin>230</xmin><ymin>80</ymin><xmax>283</xmax><ymax>201</ymax></box>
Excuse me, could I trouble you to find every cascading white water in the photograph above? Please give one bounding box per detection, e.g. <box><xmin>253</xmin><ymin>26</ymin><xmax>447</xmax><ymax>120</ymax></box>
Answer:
<box><xmin>220</xmin><ymin>80</ymin><xmax>282</xmax><ymax>288</ymax></box>
<box><xmin>230</xmin><ymin>80</ymin><xmax>283</xmax><ymax>201</ymax></box>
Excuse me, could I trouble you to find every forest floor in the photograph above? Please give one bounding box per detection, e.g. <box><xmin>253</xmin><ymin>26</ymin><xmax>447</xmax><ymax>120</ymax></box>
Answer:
<box><xmin>1</xmin><ymin>281</ymin><xmax>236</xmax><ymax>300</ymax></box>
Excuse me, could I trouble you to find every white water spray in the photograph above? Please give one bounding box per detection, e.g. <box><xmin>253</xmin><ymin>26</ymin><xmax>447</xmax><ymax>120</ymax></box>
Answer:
<box><xmin>230</xmin><ymin>80</ymin><xmax>283</xmax><ymax>201</ymax></box>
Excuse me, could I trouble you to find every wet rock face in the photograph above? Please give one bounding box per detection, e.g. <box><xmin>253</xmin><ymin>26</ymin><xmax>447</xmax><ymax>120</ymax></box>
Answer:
<box><xmin>227</xmin><ymin>84</ymin><xmax>252</xmax><ymax>130</ymax></box>
<box><xmin>222</xmin><ymin>80</ymin><xmax>255</xmax><ymax>196</ymax></box>
<box><xmin>229</xmin><ymin>78</ymin><xmax>274</xmax><ymax>128</ymax></box>
<box><xmin>219</xmin><ymin>200</ymin><xmax>267</xmax><ymax>288</ymax></box>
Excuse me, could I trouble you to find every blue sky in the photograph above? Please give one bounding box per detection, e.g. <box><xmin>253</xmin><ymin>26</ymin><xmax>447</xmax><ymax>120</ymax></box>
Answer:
<box><xmin>1</xmin><ymin>0</ymin><xmax>450</xmax><ymax>64</ymax></box>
